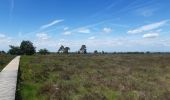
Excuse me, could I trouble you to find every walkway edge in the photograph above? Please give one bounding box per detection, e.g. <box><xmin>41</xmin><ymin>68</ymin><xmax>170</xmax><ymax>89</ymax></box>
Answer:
<box><xmin>0</xmin><ymin>56</ymin><xmax>20</xmax><ymax>100</ymax></box>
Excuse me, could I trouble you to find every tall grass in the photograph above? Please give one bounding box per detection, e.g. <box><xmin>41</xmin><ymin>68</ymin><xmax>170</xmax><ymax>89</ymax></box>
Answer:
<box><xmin>17</xmin><ymin>54</ymin><xmax>170</xmax><ymax>100</ymax></box>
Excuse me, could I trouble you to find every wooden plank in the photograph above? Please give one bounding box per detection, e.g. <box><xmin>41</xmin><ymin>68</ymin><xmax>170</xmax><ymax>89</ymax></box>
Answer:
<box><xmin>0</xmin><ymin>56</ymin><xmax>20</xmax><ymax>100</ymax></box>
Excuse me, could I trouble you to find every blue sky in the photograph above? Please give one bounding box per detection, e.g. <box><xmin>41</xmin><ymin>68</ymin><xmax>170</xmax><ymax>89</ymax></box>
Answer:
<box><xmin>0</xmin><ymin>0</ymin><xmax>170</xmax><ymax>52</ymax></box>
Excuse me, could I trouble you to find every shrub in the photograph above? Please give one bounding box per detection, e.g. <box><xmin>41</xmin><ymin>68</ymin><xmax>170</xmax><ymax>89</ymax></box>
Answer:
<box><xmin>38</xmin><ymin>48</ymin><xmax>50</xmax><ymax>55</ymax></box>
<box><xmin>8</xmin><ymin>45</ymin><xmax>21</xmax><ymax>55</ymax></box>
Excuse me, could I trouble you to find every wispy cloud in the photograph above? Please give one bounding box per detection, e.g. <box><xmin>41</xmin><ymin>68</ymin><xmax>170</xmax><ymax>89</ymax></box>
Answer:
<box><xmin>63</xmin><ymin>31</ymin><xmax>72</xmax><ymax>35</ymax></box>
<box><xmin>9</xmin><ymin>0</ymin><xmax>15</xmax><ymax>18</ymax></box>
<box><xmin>78</xmin><ymin>28</ymin><xmax>91</xmax><ymax>33</ymax></box>
<box><xmin>40</xmin><ymin>19</ymin><xmax>64</xmax><ymax>29</ymax></box>
<box><xmin>136</xmin><ymin>8</ymin><xmax>156</xmax><ymax>17</ymax></box>
<box><xmin>88</xmin><ymin>36</ymin><xmax>96</xmax><ymax>40</ymax></box>
<box><xmin>143</xmin><ymin>32</ymin><xmax>159</xmax><ymax>38</ymax></box>
<box><xmin>128</xmin><ymin>20</ymin><xmax>168</xmax><ymax>34</ymax></box>
<box><xmin>64</xmin><ymin>27</ymin><xmax>69</xmax><ymax>31</ymax></box>
<box><xmin>0</xmin><ymin>33</ymin><xmax>14</xmax><ymax>50</ymax></box>
<box><xmin>61</xmin><ymin>19</ymin><xmax>116</xmax><ymax>35</ymax></box>
<box><xmin>0</xmin><ymin>34</ymin><xmax>6</xmax><ymax>39</ymax></box>
<box><xmin>103</xmin><ymin>27</ymin><xmax>112</xmax><ymax>33</ymax></box>
<box><xmin>36</xmin><ymin>33</ymin><xmax>50</xmax><ymax>40</ymax></box>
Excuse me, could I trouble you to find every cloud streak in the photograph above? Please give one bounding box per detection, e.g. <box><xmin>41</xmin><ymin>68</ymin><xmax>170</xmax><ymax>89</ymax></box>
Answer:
<box><xmin>9</xmin><ymin>0</ymin><xmax>14</xmax><ymax>18</ymax></box>
<box><xmin>136</xmin><ymin>7</ymin><xmax>156</xmax><ymax>17</ymax></box>
<box><xmin>128</xmin><ymin>20</ymin><xmax>168</xmax><ymax>34</ymax></box>
<box><xmin>78</xmin><ymin>28</ymin><xmax>91</xmax><ymax>33</ymax></box>
<box><xmin>143</xmin><ymin>32</ymin><xmax>159</xmax><ymax>38</ymax></box>
<box><xmin>40</xmin><ymin>19</ymin><xmax>64</xmax><ymax>29</ymax></box>
<box><xmin>88</xmin><ymin>36</ymin><xmax>95</xmax><ymax>40</ymax></box>
<box><xmin>36</xmin><ymin>33</ymin><xmax>50</xmax><ymax>40</ymax></box>
<box><xmin>103</xmin><ymin>27</ymin><xmax>112</xmax><ymax>33</ymax></box>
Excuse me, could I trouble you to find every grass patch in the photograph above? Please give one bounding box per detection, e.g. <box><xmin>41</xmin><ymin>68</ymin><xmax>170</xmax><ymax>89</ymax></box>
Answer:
<box><xmin>0</xmin><ymin>54</ymin><xmax>15</xmax><ymax>71</ymax></box>
<box><xmin>17</xmin><ymin>54</ymin><xmax>170</xmax><ymax>100</ymax></box>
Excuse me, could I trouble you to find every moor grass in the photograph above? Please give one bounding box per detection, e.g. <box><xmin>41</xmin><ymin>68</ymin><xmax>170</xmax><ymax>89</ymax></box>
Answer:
<box><xmin>0</xmin><ymin>54</ymin><xmax>15</xmax><ymax>71</ymax></box>
<box><xmin>17</xmin><ymin>54</ymin><xmax>170</xmax><ymax>100</ymax></box>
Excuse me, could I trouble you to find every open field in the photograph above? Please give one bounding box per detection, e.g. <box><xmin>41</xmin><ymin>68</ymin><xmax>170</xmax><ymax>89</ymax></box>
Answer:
<box><xmin>17</xmin><ymin>54</ymin><xmax>170</xmax><ymax>100</ymax></box>
<box><xmin>0</xmin><ymin>54</ymin><xmax>15</xmax><ymax>71</ymax></box>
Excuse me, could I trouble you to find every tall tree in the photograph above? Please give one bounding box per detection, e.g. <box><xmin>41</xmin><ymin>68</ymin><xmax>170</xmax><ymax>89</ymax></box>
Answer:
<box><xmin>64</xmin><ymin>47</ymin><xmax>70</xmax><ymax>54</ymax></box>
<box><xmin>79</xmin><ymin>45</ymin><xmax>87</xmax><ymax>54</ymax></box>
<box><xmin>94</xmin><ymin>50</ymin><xmax>98</xmax><ymax>54</ymax></box>
<box><xmin>58</xmin><ymin>45</ymin><xmax>65</xmax><ymax>53</ymax></box>
<box><xmin>20</xmin><ymin>40</ymin><xmax>36</xmax><ymax>55</ymax></box>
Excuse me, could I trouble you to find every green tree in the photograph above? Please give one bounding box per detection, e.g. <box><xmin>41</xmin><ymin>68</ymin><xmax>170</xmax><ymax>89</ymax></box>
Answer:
<box><xmin>58</xmin><ymin>45</ymin><xmax>65</xmax><ymax>53</ymax></box>
<box><xmin>64</xmin><ymin>47</ymin><xmax>70</xmax><ymax>54</ymax></box>
<box><xmin>20</xmin><ymin>40</ymin><xmax>36</xmax><ymax>55</ymax></box>
<box><xmin>79</xmin><ymin>45</ymin><xmax>87</xmax><ymax>54</ymax></box>
<box><xmin>102</xmin><ymin>51</ymin><xmax>105</xmax><ymax>54</ymax></box>
<box><xmin>94</xmin><ymin>50</ymin><xmax>98</xmax><ymax>54</ymax></box>
<box><xmin>38</xmin><ymin>48</ymin><xmax>50</xmax><ymax>55</ymax></box>
<box><xmin>0</xmin><ymin>51</ymin><xmax>6</xmax><ymax>54</ymax></box>
<box><xmin>8</xmin><ymin>45</ymin><xmax>21</xmax><ymax>55</ymax></box>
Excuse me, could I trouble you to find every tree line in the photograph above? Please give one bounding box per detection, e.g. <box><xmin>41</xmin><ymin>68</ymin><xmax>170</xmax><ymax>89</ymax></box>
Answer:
<box><xmin>1</xmin><ymin>40</ymin><xmax>88</xmax><ymax>55</ymax></box>
<box><xmin>0</xmin><ymin>40</ymin><xmax>170</xmax><ymax>55</ymax></box>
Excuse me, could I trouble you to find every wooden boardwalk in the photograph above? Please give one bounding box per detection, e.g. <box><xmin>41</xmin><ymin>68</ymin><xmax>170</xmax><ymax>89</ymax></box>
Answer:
<box><xmin>0</xmin><ymin>56</ymin><xmax>20</xmax><ymax>100</ymax></box>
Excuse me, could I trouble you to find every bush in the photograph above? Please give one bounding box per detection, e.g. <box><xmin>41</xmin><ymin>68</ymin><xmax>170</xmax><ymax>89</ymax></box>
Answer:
<box><xmin>38</xmin><ymin>48</ymin><xmax>50</xmax><ymax>55</ymax></box>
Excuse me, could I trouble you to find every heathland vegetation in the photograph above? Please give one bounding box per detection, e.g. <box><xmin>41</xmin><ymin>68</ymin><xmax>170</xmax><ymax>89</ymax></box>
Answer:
<box><xmin>16</xmin><ymin>54</ymin><xmax>170</xmax><ymax>100</ymax></box>
<box><xmin>1</xmin><ymin>40</ymin><xmax>170</xmax><ymax>100</ymax></box>
<box><xmin>0</xmin><ymin>54</ymin><xmax>15</xmax><ymax>71</ymax></box>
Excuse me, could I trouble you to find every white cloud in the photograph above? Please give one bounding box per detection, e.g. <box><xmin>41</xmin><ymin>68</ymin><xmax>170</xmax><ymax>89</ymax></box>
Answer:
<box><xmin>0</xmin><ymin>33</ymin><xmax>17</xmax><ymax>51</ymax></box>
<box><xmin>127</xmin><ymin>20</ymin><xmax>168</xmax><ymax>34</ymax></box>
<box><xmin>0</xmin><ymin>34</ymin><xmax>11</xmax><ymax>42</ymax></box>
<box><xmin>103</xmin><ymin>27</ymin><xmax>112</xmax><ymax>33</ymax></box>
<box><xmin>41</xmin><ymin>19</ymin><xmax>64</xmax><ymax>29</ymax></box>
<box><xmin>143</xmin><ymin>32</ymin><xmax>159</xmax><ymax>38</ymax></box>
<box><xmin>36</xmin><ymin>33</ymin><xmax>50</xmax><ymax>40</ymax></box>
<box><xmin>31</xmin><ymin>36</ymin><xmax>170</xmax><ymax>52</ymax></box>
<box><xmin>64</xmin><ymin>27</ymin><xmax>69</xmax><ymax>31</ymax></box>
<box><xmin>78</xmin><ymin>28</ymin><xmax>91</xmax><ymax>33</ymax></box>
<box><xmin>63</xmin><ymin>31</ymin><xmax>72</xmax><ymax>35</ymax></box>
<box><xmin>88</xmin><ymin>36</ymin><xmax>95</xmax><ymax>40</ymax></box>
<box><xmin>0</xmin><ymin>34</ymin><xmax>6</xmax><ymax>39</ymax></box>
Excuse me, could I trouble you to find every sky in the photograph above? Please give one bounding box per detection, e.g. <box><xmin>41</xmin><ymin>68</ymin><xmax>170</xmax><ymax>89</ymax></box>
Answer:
<box><xmin>0</xmin><ymin>0</ymin><xmax>170</xmax><ymax>52</ymax></box>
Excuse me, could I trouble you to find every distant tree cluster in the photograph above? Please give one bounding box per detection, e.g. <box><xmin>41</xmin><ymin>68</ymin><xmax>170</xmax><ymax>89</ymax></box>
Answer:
<box><xmin>8</xmin><ymin>45</ymin><xmax>21</xmax><ymax>55</ymax></box>
<box><xmin>4</xmin><ymin>40</ymin><xmax>170</xmax><ymax>55</ymax></box>
<box><xmin>8</xmin><ymin>40</ymin><xmax>36</xmax><ymax>55</ymax></box>
<box><xmin>6</xmin><ymin>40</ymin><xmax>88</xmax><ymax>55</ymax></box>
<box><xmin>38</xmin><ymin>48</ymin><xmax>50</xmax><ymax>55</ymax></box>
<box><xmin>57</xmin><ymin>45</ymin><xmax>87</xmax><ymax>54</ymax></box>
<box><xmin>0</xmin><ymin>51</ymin><xmax>6</xmax><ymax>54</ymax></box>
<box><xmin>58</xmin><ymin>45</ymin><xmax>70</xmax><ymax>54</ymax></box>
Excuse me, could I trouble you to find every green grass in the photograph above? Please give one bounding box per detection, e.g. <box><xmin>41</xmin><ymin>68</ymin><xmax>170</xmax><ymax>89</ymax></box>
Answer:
<box><xmin>17</xmin><ymin>54</ymin><xmax>170</xmax><ymax>100</ymax></box>
<box><xmin>0</xmin><ymin>54</ymin><xmax>15</xmax><ymax>71</ymax></box>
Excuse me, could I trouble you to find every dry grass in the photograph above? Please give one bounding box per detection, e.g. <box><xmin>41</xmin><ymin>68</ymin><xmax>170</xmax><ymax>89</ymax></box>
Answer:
<box><xmin>17</xmin><ymin>54</ymin><xmax>170</xmax><ymax>100</ymax></box>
